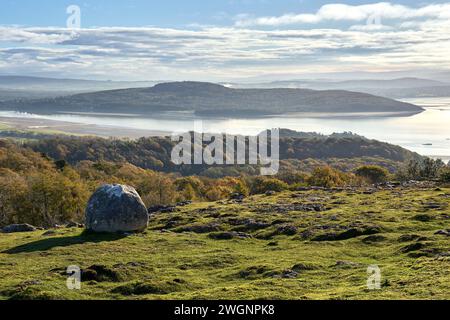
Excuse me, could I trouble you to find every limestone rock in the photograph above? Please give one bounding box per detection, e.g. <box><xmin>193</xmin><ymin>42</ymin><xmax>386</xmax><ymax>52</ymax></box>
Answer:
<box><xmin>85</xmin><ymin>184</ymin><xmax>148</xmax><ymax>233</ymax></box>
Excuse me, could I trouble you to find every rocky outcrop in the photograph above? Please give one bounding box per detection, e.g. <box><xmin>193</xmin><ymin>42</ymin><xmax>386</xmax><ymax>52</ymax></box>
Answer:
<box><xmin>85</xmin><ymin>184</ymin><xmax>149</xmax><ymax>233</ymax></box>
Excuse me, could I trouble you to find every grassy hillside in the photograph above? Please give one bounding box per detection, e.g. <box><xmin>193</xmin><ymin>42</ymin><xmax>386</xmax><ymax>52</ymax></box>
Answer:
<box><xmin>0</xmin><ymin>186</ymin><xmax>449</xmax><ymax>300</ymax></box>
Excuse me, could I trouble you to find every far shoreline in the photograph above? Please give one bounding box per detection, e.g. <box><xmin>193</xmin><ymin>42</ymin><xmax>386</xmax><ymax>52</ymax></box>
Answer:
<box><xmin>0</xmin><ymin>116</ymin><xmax>170</xmax><ymax>139</ymax></box>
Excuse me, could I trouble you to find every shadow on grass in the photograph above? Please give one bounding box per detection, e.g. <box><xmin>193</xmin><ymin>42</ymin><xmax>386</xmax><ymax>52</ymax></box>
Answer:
<box><xmin>2</xmin><ymin>231</ymin><xmax>127</xmax><ymax>254</ymax></box>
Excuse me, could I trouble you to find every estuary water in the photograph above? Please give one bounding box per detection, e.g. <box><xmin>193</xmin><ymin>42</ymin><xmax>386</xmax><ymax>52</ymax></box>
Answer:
<box><xmin>1</xmin><ymin>97</ymin><xmax>450</xmax><ymax>158</ymax></box>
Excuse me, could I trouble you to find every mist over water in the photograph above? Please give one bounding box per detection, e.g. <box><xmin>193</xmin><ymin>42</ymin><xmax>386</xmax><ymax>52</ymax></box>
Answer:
<box><xmin>2</xmin><ymin>97</ymin><xmax>450</xmax><ymax>158</ymax></box>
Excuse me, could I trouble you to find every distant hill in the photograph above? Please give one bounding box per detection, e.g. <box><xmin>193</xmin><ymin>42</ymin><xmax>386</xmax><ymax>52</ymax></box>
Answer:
<box><xmin>0</xmin><ymin>76</ymin><xmax>160</xmax><ymax>101</ymax></box>
<box><xmin>327</xmin><ymin>77</ymin><xmax>447</xmax><ymax>89</ymax></box>
<box><xmin>368</xmin><ymin>86</ymin><xmax>450</xmax><ymax>99</ymax></box>
<box><xmin>231</xmin><ymin>78</ymin><xmax>450</xmax><ymax>99</ymax></box>
<box><xmin>230</xmin><ymin>77</ymin><xmax>447</xmax><ymax>89</ymax></box>
<box><xmin>0</xmin><ymin>89</ymin><xmax>80</xmax><ymax>102</ymax></box>
<box><xmin>0</xmin><ymin>76</ymin><xmax>159</xmax><ymax>91</ymax></box>
<box><xmin>0</xmin><ymin>81</ymin><xmax>423</xmax><ymax>117</ymax></box>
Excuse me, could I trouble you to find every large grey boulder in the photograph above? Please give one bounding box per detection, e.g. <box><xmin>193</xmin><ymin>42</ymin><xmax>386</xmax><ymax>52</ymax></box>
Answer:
<box><xmin>85</xmin><ymin>184</ymin><xmax>149</xmax><ymax>233</ymax></box>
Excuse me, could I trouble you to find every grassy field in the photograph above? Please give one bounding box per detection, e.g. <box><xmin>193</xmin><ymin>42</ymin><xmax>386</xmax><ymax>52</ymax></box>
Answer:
<box><xmin>0</xmin><ymin>187</ymin><xmax>449</xmax><ymax>300</ymax></box>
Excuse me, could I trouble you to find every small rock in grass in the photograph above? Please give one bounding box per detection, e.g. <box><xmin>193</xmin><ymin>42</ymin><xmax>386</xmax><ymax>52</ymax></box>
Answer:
<box><xmin>148</xmin><ymin>205</ymin><xmax>177</xmax><ymax>214</ymax></box>
<box><xmin>333</xmin><ymin>261</ymin><xmax>361</xmax><ymax>269</ymax></box>
<box><xmin>42</xmin><ymin>230</ymin><xmax>57</xmax><ymax>237</ymax></box>
<box><xmin>230</xmin><ymin>219</ymin><xmax>270</xmax><ymax>232</ymax></box>
<box><xmin>176</xmin><ymin>200</ymin><xmax>192</xmax><ymax>207</ymax></box>
<box><xmin>312</xmin><ymin>226</ymin><xmax>381</xmax><ymax>242</ymax></box>
<box><xmin>434</xmin><ymin>229</ymin><xmax>450</xmax><ymax>236</ymax></box>
<box><xmin>362</xmin><ymin>235</ymin><xmax>387</xmax><ymax>244</ymax></box>
<box><xmin>400</xmin><ymin>242</ymin><xmax>426</xmax><ymax>253</ymax></box>
<box><xmin>292</xmin><ymin>263</ymin><xmax>316</xmax><ymax>272</ymax></box>
<box><xmin>271</xmin><ymin>270</ymin><xmax>298</xmax><ymax>279</ymax></box>
<box><xmin>398</xmin><ymin>234</ymin><xmax>427</xmax><ymax>242</ymax></box>
<box><xmin>111</xmin><ymin>280</ymin><xmax>183</xmax><ymax>296</ymax></box>
<box><xmin>66</xmin><ymin>221</ymin><xmax>84</xmax><ymax>228</ymax></box>
<box><xmin>1</xmin><ymin>224</ymin><xmax>37</xmax><ymax>233</ymax></box>
<box><xmin>81</xmin><ymin>265</ymin><xmax>123</xmax><ymax>282</ymax></box>
<box><xmin>176</xmin><ymin>223</ymin><xmax>222</xmax><ymax>234</ymax></box>
<box><xmin>413</xmin><ymin>214</ymin><xmax>433</xmax><ymax>222</ymax></box>
<box><xmin>408</xmin><ymin>247</ymin><xmax>443</xmax><ymax>258</ymax></box>
<box><xmin>423</xmin><ymin>202</ymin><xmax>445</xmax><ymax>210</ymax></box>
<box><xmin>239</xmin><ymin>266</ymin><xmax>272</xmax><ymax>279</ymax></box>
<box><xmin>230</xmin><ymin>193</ymin><xmax>246</xmax><ymax>201</ymax></box>
<box><xmin>20</xmin><ymin>280</ymin><xmax>42</xmax><ymax>286</ymax></box>
<box><xmin>209</xmin><ymin>231</ymin><xmax>252</xmax><ymax>240</ymax></box>
<box><xmin>276</xmin><ymin>225</ymin><xmax>298</xmax><ymax>236</ymax></box>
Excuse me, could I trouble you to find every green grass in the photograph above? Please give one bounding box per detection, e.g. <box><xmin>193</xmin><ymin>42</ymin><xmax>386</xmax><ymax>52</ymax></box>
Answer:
<box><xmin>0</xmin><ymin>187</ymin><xmax>449</xmax><ymax>300</ymax></box>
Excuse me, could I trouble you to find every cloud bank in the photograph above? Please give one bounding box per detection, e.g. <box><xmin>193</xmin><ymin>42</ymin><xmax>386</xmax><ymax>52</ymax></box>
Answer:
<box><xmin>0</xmin><ymin>2</ymin><xmax>449</xmax><ymax>81</ymax></box>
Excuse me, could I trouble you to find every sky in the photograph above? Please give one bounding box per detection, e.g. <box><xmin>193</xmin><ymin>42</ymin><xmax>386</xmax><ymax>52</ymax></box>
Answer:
<box><xmin>1</xmin><ymin>0</ymin><xmax>450</xmax><ymax>81</ymax></box>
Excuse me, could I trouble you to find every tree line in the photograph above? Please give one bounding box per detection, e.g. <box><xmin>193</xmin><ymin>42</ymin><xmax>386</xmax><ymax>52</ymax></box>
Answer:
<box><xmin>25</xmin><ymin>133</ymin><xmax>421</xmax><ymax>177</ymax></box>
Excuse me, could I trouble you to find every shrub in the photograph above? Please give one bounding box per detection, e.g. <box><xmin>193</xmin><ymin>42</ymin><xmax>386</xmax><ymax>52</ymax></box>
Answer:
<box><xmin>307</xmin><ymin>166</ymin><xmax>347</xmax><ymax>187</ymax></box>
<box><xmin>397</xmin><ymin>158</ymin><xmax>446</xmax><ymax>181</ymax></box>
<box><xmin>250</xmin><ymin>177</ymin><xmax>288</xmax><ymax>194</ymax></box>
<box><xmin>354</xmin><ymin>165</ymin><xmax>389</xmax><ymax>184</ymax></box>
<box><xmin>439</xmin><ymin>167</ymin><xmax>450</xmax><ymax>182</ymax></box>
<box><xmin>205</xmin><ymin>187</ymin><xmax>223</xmax><ymax>201</ymax></box>
<box><xmin>233</xmin><ymin>180</ymin><xmax>250</xmax><ymax>197</ymax></box>
<box><xmin>276</xmin><ymin>171</ymin><xmax>308</xmax><ymax>185</ymax></box>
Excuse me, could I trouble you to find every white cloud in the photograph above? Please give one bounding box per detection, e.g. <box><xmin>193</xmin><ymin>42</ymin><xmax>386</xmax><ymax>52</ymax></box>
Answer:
<box><xmin>349</xmin><ymin>24</ymin><xmax>393</xmax><ymax>31</ymax></box>
<box><xmin>235</xmin><ymin>2</ymin><xmax>450</xmax><ymax>26</ymax></box>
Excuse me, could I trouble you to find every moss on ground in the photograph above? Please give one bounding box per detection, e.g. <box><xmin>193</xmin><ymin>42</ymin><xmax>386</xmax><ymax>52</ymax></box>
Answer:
<box><xmin>0</xmin><ymin>187</ymin><xmax>449</xmax><ymax>300</ymax></box>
